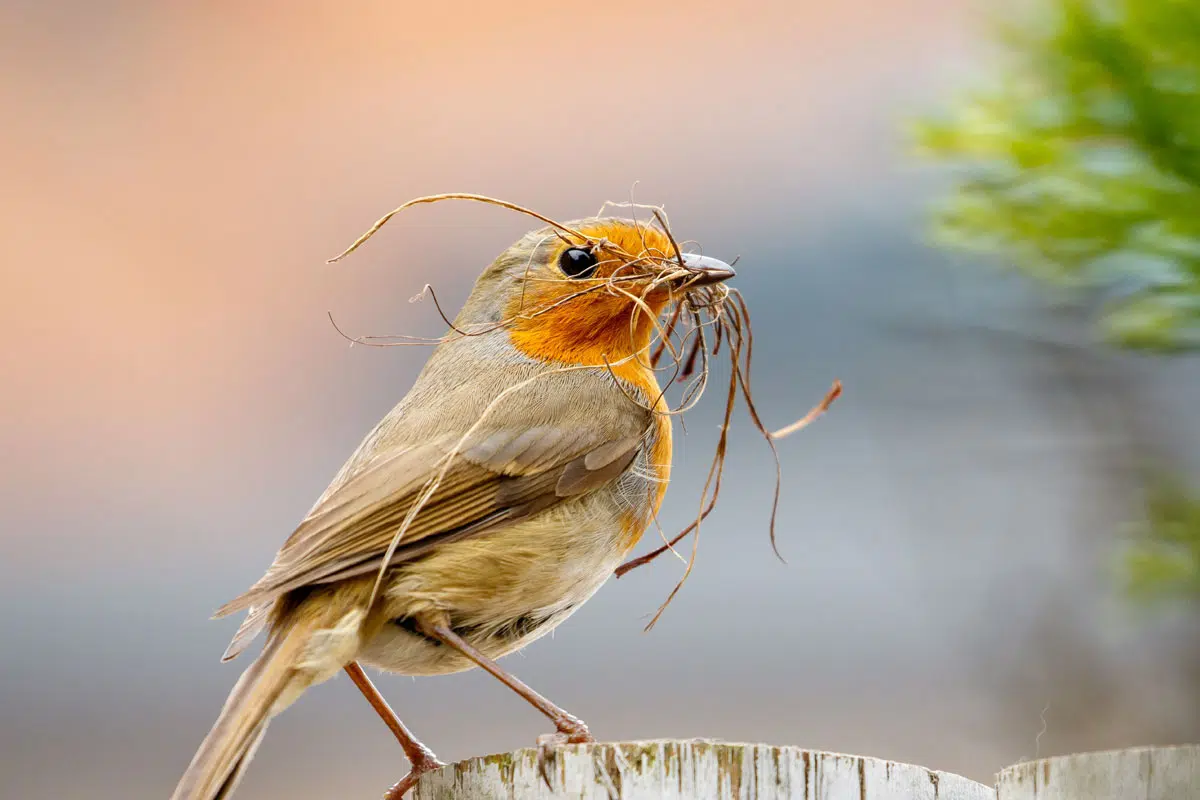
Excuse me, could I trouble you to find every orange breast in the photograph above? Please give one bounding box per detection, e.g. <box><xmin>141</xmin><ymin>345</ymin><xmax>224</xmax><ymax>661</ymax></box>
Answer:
<box><xmin>605</xmin><ymin>350</ymin><xmax>673</xmax><ymax>552</ymax></box>
<box><xmin>619</xmin><ymin>401</ymin><xmax>672</xmax><ymax>553</ymax></box>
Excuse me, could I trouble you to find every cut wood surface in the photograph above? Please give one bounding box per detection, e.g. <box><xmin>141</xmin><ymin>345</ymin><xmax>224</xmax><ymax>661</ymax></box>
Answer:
<box><xmin>411</xmin><ymin>739</ymin><xmax>995</xmax><ymax>799</ymax></box>
<box><xmin>411</xmin><ymin>740</ymin><xmax>1200</xmax><ymax>798</ymax></box>
<box><xmin>997</xmin><ymin>744</ymin><xmax>1200</xmax><ymax>800</ymax></box>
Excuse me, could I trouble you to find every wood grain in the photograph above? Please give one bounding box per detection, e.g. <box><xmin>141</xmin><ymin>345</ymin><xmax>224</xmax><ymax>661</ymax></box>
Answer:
<box><xmin>412</xmin><ymin>739</ymin><xmax>994</xmax><ymax>799</ymax></box>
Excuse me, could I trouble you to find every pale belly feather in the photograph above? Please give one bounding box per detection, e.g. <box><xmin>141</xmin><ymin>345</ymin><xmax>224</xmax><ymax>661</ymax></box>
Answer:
<box><xmin>357</xmin><ymin>486</ymin><xmax>640</xmax><ymax>676</ymax></box>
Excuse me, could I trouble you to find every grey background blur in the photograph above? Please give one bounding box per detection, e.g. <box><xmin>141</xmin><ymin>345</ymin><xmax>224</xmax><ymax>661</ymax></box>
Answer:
<box><xmin>2</xmin><ymin>2</ymin><xmax>1199</xmax><ymax>799</ymax></box>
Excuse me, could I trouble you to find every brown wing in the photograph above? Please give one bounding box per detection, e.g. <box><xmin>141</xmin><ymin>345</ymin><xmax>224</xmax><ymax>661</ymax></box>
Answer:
<box><xmin>214</xmin><ymin>427</ymin><xmax>643</xmax><ymax>620</ymax></box>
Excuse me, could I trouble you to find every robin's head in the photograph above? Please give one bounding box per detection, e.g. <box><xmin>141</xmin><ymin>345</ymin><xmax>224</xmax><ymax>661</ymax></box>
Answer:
<box><xmin>457</xmin><ymin>218</ymin><xmax>735</xmax><ymax>368</ymax></box>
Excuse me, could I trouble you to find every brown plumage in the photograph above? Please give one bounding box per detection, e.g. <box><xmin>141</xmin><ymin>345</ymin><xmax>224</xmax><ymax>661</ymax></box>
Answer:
<box><xmin>171</xmin><ymin>214</ymin><xmax>737</xmax><ymax>800</ymax></box>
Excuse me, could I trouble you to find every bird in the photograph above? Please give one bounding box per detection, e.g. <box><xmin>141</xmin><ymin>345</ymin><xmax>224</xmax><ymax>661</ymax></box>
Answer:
<box><xmin>169</xmin><ymin>213</ymin><xmax>737</xmax><ymax>800</ymax></box>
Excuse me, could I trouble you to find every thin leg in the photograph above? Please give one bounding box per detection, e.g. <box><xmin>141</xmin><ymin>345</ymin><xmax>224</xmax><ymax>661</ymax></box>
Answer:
<box><xmin>344</xmin><ymin>662</ymin><xmax>444</xmax><ymax>799</ymax></box>
<box><xmin>416</xmin><ymin>614</ymin><xmax>594</xmax><ymax>790</ymax></box>
<box><xmin>416</xmin><ymin>615</ymin><xmax>594</xmax><ymax>743</ymax></box>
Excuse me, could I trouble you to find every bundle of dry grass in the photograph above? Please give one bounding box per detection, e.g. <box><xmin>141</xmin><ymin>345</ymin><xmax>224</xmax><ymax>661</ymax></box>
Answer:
<box><xmin>328</xmin><ymin>193</ymin><xmax>841</xmax><ymax>628</ymax></box>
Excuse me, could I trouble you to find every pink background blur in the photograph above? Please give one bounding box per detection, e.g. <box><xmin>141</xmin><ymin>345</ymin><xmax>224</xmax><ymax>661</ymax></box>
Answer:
<box><xmin>3</xmin><ymin>3</ymin><xmax>1198</xmax><ymax>799</ymax></box>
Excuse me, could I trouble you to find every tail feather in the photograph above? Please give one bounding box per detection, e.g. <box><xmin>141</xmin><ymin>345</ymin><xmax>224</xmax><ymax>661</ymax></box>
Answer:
<box><xmin>170</xmin><ymin>629</ymin><xmax>302</xmax><ymax>800</ymax></box>
<box><xmin>209</xmin><ymin>722</ymin><xmax>267</xmax><ymax>800</ymax></box>
<box><xmin>174</xmin><ymin>586</ymin><xmax>370</xmax><ymax>800</ymax></box>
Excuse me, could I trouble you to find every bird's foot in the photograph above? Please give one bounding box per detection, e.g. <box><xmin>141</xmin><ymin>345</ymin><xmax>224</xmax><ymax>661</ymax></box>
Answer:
<box><xmin>383</xmin><ymin>748</ymin><xmax>446</xmax><ymax>800</ymax></box>
<box><xmin>536</xmin><ymin>716</ymin><xmax>594</xmax><ymax>789</ymax></box>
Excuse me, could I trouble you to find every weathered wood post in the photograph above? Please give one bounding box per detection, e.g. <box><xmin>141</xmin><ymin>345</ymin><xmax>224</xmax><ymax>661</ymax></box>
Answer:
<box><xmin>997</xmin><ymin>745</ymin><xmax>1200</xmax><ymax>799</ymax></box>
<box><xmin>411</xmin><ymin>740</ymin><xmax>994</xmax><ymax>799</ymax></box>
<box><xmin>411</xmin><ymin>740</ymin><xmax>1200</xmax><ymax>798</ymax></box>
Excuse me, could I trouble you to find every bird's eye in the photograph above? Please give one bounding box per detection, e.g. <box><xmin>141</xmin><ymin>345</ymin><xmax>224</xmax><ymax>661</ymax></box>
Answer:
<box><xmin>559</xmin><ymin>247</ymin><xmax>598</xmax><ymax>279</ymax></box>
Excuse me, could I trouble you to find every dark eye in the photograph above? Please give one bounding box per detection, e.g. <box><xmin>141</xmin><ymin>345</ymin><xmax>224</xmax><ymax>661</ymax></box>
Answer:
<box><xmin>559</xmin><ymin>247</ymin><xmax>598</xmax><ymax>279</ymax></box>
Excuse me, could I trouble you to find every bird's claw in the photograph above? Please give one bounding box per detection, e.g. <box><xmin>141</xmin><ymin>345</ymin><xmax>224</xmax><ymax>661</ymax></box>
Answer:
<box><xmin>536</xmin><ymin>719</ymin><xmax>594</xmax><ymax>790</ymax></box>
<box><xmin>383</xmin><ymin>750</ymin><xmax>447</xmax><ymax>800</ymax></box>
<box><xmin>536</xmin><ymin>732</ymin><xmax>568</xmax><ymax>790</ymax></box>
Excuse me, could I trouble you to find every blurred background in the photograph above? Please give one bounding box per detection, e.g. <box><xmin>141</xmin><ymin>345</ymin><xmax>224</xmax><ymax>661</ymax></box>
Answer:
<box><xmin>2</xmin><ymin>1</ymin><xmax>1198</xmax><ymax>798</ymax></box>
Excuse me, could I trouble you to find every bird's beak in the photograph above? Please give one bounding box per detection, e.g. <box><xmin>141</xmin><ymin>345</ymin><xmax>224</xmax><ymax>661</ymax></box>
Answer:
<box><xmin>681</xmin><ymin>253</ymin><xmax>736</xmax><ymax>286</ymax></box>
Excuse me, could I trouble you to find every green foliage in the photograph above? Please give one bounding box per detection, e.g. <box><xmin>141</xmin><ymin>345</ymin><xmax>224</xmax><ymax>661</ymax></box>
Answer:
<box><xmin>1124</xmin><ymin>477</ymin><xmax>1200</xmax><ymax>602</ymax></box>
<box><xmin>916</xmin><ymin>0</ymin><xmax>1200</xmax><ymax>602</ymax></box>
<box><xmin>914</xmin><ymin>0</ymin><xmax>1200</xmax><ymax>351</ymax></box>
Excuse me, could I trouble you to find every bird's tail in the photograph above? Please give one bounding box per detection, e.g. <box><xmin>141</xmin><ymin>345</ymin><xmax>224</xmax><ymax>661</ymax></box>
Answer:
<box><xmin>170</xmin><ymin>602</ymin><xmax>365</xmax><ymax>800</ymax></box>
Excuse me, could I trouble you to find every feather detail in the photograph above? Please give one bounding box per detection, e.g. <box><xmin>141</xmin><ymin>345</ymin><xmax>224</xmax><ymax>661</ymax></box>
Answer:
<box><xmin>172</xmin><ymin>602</ymin><xmax>364</xmax><ymax>800</ymax></box>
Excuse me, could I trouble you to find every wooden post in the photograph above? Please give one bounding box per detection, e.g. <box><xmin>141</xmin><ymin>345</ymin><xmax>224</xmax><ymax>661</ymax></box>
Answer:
<box><xmin>411</xmin><ymin>739</ymin><xmax>994</xmax><ymax>799</ymax></box>
<box><xmin>997</xmin><ymin>745</ymin><xmax>1200</xmax><ymax>800</ymax></box>
<box><xmin>412</xmin><ymin>741</ymin><xmax>1200</xmax><ymax>798</ymax></box>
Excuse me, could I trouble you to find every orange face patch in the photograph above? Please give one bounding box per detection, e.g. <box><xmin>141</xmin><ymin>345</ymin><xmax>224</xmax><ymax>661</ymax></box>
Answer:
<box><xmin>504</xmin><ymin>221</ymin><xmax>679</xmax><ymax>382</ymax></box>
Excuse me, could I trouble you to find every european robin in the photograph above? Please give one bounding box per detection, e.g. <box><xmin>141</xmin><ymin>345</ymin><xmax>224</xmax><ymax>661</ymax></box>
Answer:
<box><xmin>170</xmin><ymin>213</ymin><xmax>737</xmax><ymax>800</ymax></box>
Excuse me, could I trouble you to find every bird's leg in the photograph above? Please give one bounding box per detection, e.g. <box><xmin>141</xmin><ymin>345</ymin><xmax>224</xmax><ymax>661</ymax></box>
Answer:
<box><xmin>343</xmin><ymin>662</ymin><xmax>444</xmax><ymax>799</ymax></box>
<box><xmin>415</xmin><ymin>615</ymin><xmax>593</xmax><ymax>741</ymax></box>
<box><xmin>415</xmin><ymin>613</ymin><xmax>594</xmax><ymax>789</ymax></box>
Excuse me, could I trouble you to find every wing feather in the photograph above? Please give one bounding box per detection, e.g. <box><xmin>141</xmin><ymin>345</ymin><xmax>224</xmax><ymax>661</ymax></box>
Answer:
<box><xmin>215</xmin><ymin>428</ymin><xmax>643</xmax><ymax>619</ymax></box>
